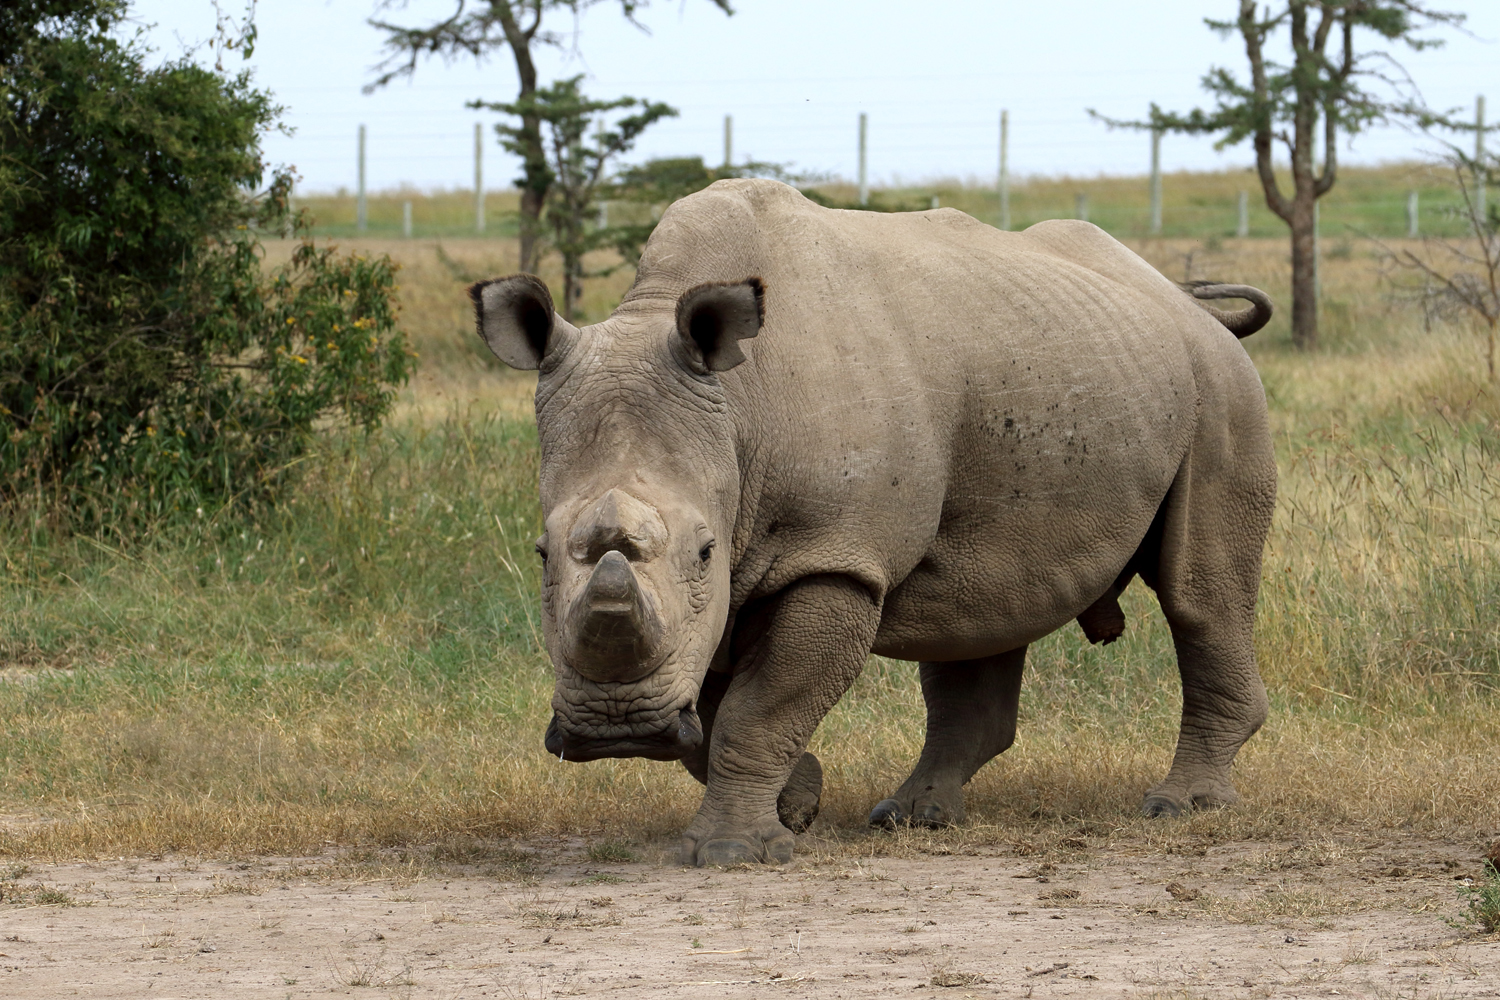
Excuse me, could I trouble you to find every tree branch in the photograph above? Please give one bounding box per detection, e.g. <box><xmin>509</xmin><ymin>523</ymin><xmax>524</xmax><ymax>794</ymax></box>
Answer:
<box><xmin>1243</xmin><ymin>0</ymin><xmax>1292</xmax><ymax>221</ymax></box>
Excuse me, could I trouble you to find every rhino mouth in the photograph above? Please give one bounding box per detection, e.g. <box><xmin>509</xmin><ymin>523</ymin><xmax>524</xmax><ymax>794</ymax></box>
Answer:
<box><xmin>544</xmin><ymin>704</ymin><xmax>703</xmax><ymax>762</ymax></box>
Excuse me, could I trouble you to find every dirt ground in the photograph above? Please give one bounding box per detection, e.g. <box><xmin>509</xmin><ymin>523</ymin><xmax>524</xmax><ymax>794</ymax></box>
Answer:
<box><xmin>2</xmin><ymin>835</ymin><xmax>1497</xmax><ymax>999</ymax></box>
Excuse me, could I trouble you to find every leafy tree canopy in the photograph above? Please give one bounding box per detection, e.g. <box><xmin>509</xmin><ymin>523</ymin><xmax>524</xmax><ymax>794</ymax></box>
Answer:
<box><xmin>1091</xmin><ymin>1</ymin><xmax>1465</xmax><ymax>349</ymax></box>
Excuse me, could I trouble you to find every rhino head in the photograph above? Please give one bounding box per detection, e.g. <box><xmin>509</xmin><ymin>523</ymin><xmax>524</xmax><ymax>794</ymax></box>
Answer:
<box><xmin>468</xmin><ymin>273</ymin><xmax>763</xmax><ymax>762</ymax></box>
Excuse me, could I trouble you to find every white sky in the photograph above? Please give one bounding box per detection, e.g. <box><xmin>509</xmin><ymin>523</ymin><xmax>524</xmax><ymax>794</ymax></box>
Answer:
<box><xmin>127</xmin><ymin>0</ymin><xmax>1499</xmax><ymax>194</ymax></box>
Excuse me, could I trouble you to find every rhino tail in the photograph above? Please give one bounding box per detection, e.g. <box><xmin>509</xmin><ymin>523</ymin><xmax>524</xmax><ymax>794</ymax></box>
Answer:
<box><xmin>1180</xmin><ymin>280</ymin><xmax>1274</xmax><ymax>339</ymax></box>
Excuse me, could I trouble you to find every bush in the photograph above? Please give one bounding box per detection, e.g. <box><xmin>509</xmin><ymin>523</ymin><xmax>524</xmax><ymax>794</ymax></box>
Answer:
<box><xmin>1456</xmin><ymin>861</ymin><xmax>1500</xmax><ymax>935</ymax></box>
<box><xmin>0</xmin><ymin>0</ymin><xmax>412</xmax><ymax>524</ymax></box>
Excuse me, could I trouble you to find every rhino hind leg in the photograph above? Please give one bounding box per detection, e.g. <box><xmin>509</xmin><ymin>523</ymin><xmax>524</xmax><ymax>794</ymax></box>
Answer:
<box><xmin>869</xmin><ymin>647</ymin><xmax>1026</xmax><ymax>830</ymax></box>
<box><xmin>1142</xmin><ymin>607</ymin><xmax>1267</xmax><ymax>817</ymax></box>
<box><xmin>1139</xmin><ymin>426</ymin><xmax>1275</xmax><ymax>818</ymax></box>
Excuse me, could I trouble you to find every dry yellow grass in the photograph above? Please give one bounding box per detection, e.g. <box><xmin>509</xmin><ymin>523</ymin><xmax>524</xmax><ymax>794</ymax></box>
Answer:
<box><xmin>1</xmin><ymin>226</ymin><xmax>1496</xmax><ymax>861</ymax></box>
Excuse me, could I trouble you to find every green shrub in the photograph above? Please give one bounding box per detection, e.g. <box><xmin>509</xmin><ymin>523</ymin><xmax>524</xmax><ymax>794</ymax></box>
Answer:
<box><xmin>1456</xmin><ymin>862</ymin><xmax>1500</xmax><ymax>935</ymax></box>
<box><xmin>0</xmin><ymin>0</ymin><xmax>412</xmax><ymax>524</ymax></box>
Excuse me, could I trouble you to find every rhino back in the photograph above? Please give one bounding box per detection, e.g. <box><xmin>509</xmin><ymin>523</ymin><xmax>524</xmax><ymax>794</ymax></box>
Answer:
<box><xmin>627</xmin><ymin>180</ymin><xmax>1265</xmax><ymax>655</ymax></box>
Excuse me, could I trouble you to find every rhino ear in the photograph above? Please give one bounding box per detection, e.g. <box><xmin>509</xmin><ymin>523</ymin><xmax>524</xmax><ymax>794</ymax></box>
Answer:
<box><xmin>675</xmin><ymin>278</ymin><xmax>765</xmax><ymax>373</ymax></box>
<box><xmin>468</xmin><ymin>274</ymin><xmax>578</xmax><ymax>370</ymax></box>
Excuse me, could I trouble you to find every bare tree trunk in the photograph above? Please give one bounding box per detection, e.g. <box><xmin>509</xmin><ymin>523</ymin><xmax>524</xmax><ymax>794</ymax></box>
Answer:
<box><xmin>561</xmin><ymin>258</ymin><xmax>579</xmax><ymax>323</ymax></box>
<box><xmin>517</xmin><ymin>152</ymin><xmax>545</xmax><ymax>273</ymax></box>
<box><xmin>496</xmin><ymin>2</ymin><xmax>546</xmax><ymax>273</ymax></box>
<box><xmin>1289</xmin><ymin>194</ymin><xmax>1319</xmax><ymax>350</ymax></box>
<box><xmin>1238</xmin><ymin>0</ymin><xmax>1344</xmax><ymax>351</ymax></box>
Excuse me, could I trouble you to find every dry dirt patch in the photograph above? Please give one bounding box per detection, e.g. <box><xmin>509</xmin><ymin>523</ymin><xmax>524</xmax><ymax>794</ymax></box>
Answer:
<box><xmin>1</xmin><ymin>835</ymin><xmax>1497</xmax><ymax>998</ymax></box>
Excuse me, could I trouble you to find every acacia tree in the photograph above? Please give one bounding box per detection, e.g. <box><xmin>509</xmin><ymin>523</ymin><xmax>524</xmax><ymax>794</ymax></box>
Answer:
<box><xmin>367</xmin><ymin>0</ymin><xmax>732</xmax><ymax>273</ymax></box>
<box><xmin>1096</xmin><ymin>1</ymin><xmax>1463</xmax><ymax>349</ymax></box>
<box><xmin>475</xmin><ymin>75</ymin><xmax>675</xmax><ymax>319</ymax></box>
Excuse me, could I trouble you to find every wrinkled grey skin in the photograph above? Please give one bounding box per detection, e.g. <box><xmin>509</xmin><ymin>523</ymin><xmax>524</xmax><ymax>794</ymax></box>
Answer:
<box><xmin>469</xmin><ymin>179</ymin><xmax>1277</xmax><ymax>867</ymax></box>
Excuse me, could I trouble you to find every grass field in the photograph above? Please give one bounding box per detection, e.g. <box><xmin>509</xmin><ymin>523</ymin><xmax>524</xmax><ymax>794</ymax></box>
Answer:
<box><xmin>299</xmin><ymin>162</ymin><xmax>1478</xmax><ymax>241</ymax></box>
<box><xmin>1</xmin><ymin>216</ymin><xmax>1498</xmax><ymax>861</ymax></box>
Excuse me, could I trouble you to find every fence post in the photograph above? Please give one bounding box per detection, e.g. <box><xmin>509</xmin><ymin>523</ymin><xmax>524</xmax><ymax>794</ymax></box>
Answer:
<box><xmin>474</xmin><ymin>122</ymin><xmax>485</xmax><ymax>234</ymax></box>
<box><xmin>1407</xmin><ymin>190</ymin><xmax>1419</xmax><ymax>237</ymax></box>
<box><xmin>403</xmin><ymin>200</ymin><xmax>412</xmax><ymax>239</ymax></box>
<box><xmin>858</xmin><ymin>112</ymin><xmax>869</xmax><ymax>207</ymax></box>
<box><xmin>723</xmin><ymin>114</ymin><xmax>733</xmax><ymax>169</ymax></box>
<box><xmin>1075</xmin><ymin>192</ymin><xmax>1088</xmax><ymax>223</ymax></box>
<box><xmin>998</xmin><ymin>109</ymin><xmax>1010</xmax><ymax>231</ymax></box>
<box><xmin>357</xmin><ymin>124</ymin><xmax>367</xmax><ymax>233</ymax></box>
<box><xmin>1477</xmin><ymin>95</ymin><xmax>1487</xmax><ymax>223</ymax></box>
<box><xmin>1149</xmin><ymin>126</ymin><xmax>1162</xmax><ymax>235</ymax></box>
<box><xmin>1236</xmin><ymin>190</ymin><xmax>1249</xmax><ymax>238</ymax></box>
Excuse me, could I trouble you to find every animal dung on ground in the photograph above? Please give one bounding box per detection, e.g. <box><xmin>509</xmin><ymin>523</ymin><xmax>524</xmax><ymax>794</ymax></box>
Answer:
<box><xmin>1166</xmin><ymin>881</ymin><xmax>1202</xmax><ymax>902</ymax></box>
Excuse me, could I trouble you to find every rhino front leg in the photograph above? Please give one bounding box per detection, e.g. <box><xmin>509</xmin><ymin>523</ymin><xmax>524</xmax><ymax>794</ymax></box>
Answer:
<box><xmin>869</xmin><ymin>647</ymin><xmax>1026</xmax><ymax>829</ymax></box>
<box><xmin>680</xmin><ymin>667</ymin><xmax>825</xmax><ymax>835</ymax></box>
<box><xmin>681</xmin><ymin>574</ymin><xmax>878</xmax><ymax>867</ymax></box>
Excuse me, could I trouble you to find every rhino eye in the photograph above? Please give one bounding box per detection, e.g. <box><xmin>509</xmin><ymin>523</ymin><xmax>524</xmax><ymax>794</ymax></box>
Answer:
<box><xmin>535</xmin><ymin>535</ymin><xmax>549</xmax><ymax>563</ymax></box>
<box><xmin>698</xmin><ymin>540</ymin><xmax>714</xmax><ymax>564</ymax></box>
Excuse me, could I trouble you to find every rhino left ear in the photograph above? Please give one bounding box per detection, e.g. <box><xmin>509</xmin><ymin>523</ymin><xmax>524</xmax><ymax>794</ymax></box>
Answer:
<box><xmin>468</xmin><ymin>274</ymin><xmax>578</xmax><ymax>370</ymax></box>
<box><xmin>675</xmin><ymin>278</ymin><xmax>764</xmax><ymax>372</ymax></box>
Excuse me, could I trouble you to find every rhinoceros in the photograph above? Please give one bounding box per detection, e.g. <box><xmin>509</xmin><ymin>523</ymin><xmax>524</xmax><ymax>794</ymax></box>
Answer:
<box><xmin>468</xmin><ymin>179</ymin><xmax>1276</xmax><ymax>867</ymax></box>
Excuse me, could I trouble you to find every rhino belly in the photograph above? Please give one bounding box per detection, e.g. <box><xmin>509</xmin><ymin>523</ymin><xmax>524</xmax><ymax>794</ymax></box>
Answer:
<box><xmin>871</xmin><ymin>463</ymin><xmax>1169</xmax><ymax>663</ymax></box>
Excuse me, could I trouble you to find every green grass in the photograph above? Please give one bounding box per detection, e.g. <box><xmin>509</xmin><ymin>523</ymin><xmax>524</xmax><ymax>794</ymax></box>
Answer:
<box><xmin>1456</xmin><ymin>862</ymin><xmax>1500</xmax><ymax>934</ymax></box>
<box><xmin>822</xmin><ymin>161</ymin><xmax>1477</xmax><ymax>239</ymax></box>
<box><xmin>296</xmin><ymin>162</ymin><xmax>1478</xmax><ymax>243</ymax></box>
<box><xmin>295</xmin><ymin>187</ymin><xmax>523</xmax><ymax>240</ymax></box>
<box><xmin>1</xmin><ymin>237</ymin><xmax>1498</xmax><ymax>859</ymax></box>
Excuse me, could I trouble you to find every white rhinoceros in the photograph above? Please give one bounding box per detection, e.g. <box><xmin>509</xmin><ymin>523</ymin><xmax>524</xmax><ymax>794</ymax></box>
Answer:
<box><xmin>469</xmin><ymin>178</ymin><xmax>1277</xmax><ymax>867</ymax></box>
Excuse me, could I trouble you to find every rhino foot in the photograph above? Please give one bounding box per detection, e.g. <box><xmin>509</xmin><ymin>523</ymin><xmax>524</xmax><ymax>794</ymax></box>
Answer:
<box><xmin>1141</xmin><ymin>794</ymin><xmax>1185</xmax><ymax>818</ymax></box>
<box><xmin>681</xmin><ymin>816</ymin><xmax>795</xmax><ymax>867</ymax></box>
<box><xmin>1142</xmin><ymin>781</ymin><xmax>1241</xmax><ymax>818</ymax></box>
<box><xmin>868</xmin><ymin>798</ymin><xmax>906</xmax><ymax>830</ymax></box>
<box><xmin>868</xmin><ymin>790</ymin><xmax>962</xmax><ymax>830</ymax></box>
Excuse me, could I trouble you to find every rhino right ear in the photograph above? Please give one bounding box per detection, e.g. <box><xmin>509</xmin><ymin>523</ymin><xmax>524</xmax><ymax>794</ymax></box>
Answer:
<box><xmin>467</xmin><ymin>274</ymin><xmax>577</xmax><ymax>370</ymax></box>
<box><xmin>675</xmin><ymin>278</ymin><xmax>764</xmax><ymax>372</ymax></box>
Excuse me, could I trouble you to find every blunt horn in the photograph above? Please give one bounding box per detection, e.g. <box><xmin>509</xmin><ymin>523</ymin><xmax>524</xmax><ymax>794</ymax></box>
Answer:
<box><xmin>563</xmin><ymin>550</ymin><xmax>664</xmax><ymax>682</ymax></box>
